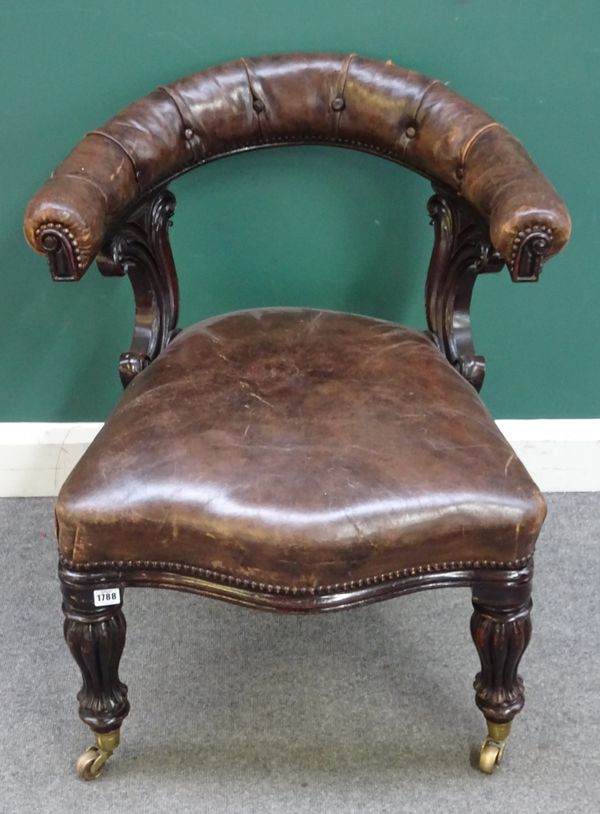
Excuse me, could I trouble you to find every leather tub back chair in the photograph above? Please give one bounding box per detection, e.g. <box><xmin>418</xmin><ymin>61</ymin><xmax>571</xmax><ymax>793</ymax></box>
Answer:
<box><xmin>23</xmin><ymin>53</ymin><xmax>570</xmax><ymax>779</ymax></box>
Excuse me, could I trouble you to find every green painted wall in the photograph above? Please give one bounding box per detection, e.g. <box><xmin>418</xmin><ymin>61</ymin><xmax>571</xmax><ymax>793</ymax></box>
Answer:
<box><xmin>0</xmin><ymin>0</ymin><xmax>597</xmax><ymax>420</ymax></box>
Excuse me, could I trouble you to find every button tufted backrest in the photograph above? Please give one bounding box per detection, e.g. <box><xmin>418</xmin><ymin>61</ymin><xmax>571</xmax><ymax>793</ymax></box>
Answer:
<box><xmin>23</xmin><ymin>53</ymin><xmax>570</xmax><ymax>280</ymax></box>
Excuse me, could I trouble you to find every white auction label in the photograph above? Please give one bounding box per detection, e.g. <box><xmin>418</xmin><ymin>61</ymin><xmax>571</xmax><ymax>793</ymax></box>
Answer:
<box><xmin>93</xmin><ymin>588</ymin><xmax>121</xmax><ymax>607</ymax></box>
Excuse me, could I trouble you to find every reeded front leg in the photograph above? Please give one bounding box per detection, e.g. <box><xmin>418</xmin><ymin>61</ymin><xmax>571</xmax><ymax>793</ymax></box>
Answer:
<box><xmin>470</xmin><ymin>575</ymin><xmax>532</xmax><ymax>774</ymax></box>
<box><xmin>61</xmin><ymin>570</ymin><xmax>130</xmax><ymax>780</ymax></box>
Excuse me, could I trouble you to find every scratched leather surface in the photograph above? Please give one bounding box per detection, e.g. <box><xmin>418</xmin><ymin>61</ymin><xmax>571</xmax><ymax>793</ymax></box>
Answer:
<box><xmin>23</xmin><ymin>53</ymin><xmax>570</xmax><ymax>276</ymax></box>
<box><xmin>56</xmin><ymin>309</ymin><xmax>546</xmax><ymax>589</ymax></box>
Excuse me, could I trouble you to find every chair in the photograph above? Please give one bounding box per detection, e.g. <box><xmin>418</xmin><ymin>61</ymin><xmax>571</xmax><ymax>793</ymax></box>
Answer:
<box><xmin>23</xmin><ymin>53</ymin><xmax>571</xmax><ymax>779</ymax></box>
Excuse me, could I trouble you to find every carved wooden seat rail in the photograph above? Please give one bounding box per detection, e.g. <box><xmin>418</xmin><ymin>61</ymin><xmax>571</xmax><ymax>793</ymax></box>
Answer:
<box><xmin>23</xmin><ymin>53</ymin><xmax>570</xmax><ymax>780</ymax></box>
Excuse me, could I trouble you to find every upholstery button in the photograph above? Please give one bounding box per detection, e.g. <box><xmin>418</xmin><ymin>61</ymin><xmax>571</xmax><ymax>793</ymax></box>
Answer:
<box><xmin>253</xmin><ymin>98</ymin><xmax>265</xmax><ymax>113</ymax></box>
<box><xmin>332</xmin><ymin>96</ymin><xmax>345</xmax><ymax>111</ymax></box>
<box><xmin>184</xmin><ymin>128</ymin><xmax>193</xmax><ymax>139</ymax></box>
<box><xmin>406</xmin><ymin>125</ymin><xmax>417</xmax><ymax>138</ymax></box>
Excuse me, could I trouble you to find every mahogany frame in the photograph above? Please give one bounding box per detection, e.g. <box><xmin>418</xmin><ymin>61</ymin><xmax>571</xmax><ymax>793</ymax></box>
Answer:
<box><xmin>53</xmin><ymin>170</ymin><xmax>540</xmax><ymax>767</ymax></box>
<box><xmin>60</xmin><ymin>558</ymin><xmax>534</xmax><ymax>736</ymax></box>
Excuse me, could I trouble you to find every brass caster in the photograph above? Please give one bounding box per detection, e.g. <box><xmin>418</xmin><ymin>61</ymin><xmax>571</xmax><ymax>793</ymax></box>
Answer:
<box><xmin>479</xmin><ymin>739</ymin><xmax>504</xmax><ymax>773</ymax></box>
<box><xmin>478</xmin><ymin>721</ymin><xmax>511</xmax><ymax>775</ymax></box>
<box><xmin>76</xmin><ymin>729</ymin><xmax>120</xmax><ymax>780</ymax></box>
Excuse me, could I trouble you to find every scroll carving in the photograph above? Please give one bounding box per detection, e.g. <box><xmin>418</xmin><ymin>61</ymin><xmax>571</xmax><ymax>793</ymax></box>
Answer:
<box><xmin>97</xmin><ymin>188</ymin><xmax>180</xmax><ymax>387</ymax></box>
<box><xmin>425</xmin><ymin>188</ymin><xmax>504</xmax><ymax>391</ymax></box>
<box><xmin>38</xmin><ymin>226</ymin><xmax>83</xmax><ymax>281</ymax></box>
<box><xmin>470</xmin><ymin>599</ymin><xmax>532</xmax><ymax>722</ymax></box>
<box><xmin>63</xmin><ymin>606</ymin><xmax>130</xmax><ymax>732</ymax></box>
<box><xmin>509</xmin><ymin>224</ymin><xmax>554</xmax><ymax>282</ymax></box>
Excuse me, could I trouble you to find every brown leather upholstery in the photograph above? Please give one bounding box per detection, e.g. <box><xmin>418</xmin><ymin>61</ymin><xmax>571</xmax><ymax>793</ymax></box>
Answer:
<box><xmin>56</xmin><ymin>309</ymin><xmax>544</xmax><ymax>593</ymax></box>
<box><xmin>23</xmin><ymin>53</ymin><xmax>570</xmax><ymax>280</ymax></box>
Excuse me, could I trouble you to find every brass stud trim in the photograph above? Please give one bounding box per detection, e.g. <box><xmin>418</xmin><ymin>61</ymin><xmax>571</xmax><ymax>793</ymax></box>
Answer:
<box><xmin>34</xmin><ymin>222</ymin><xmax>84</xmax><ymax>270</ymax></box>
<box><xmin>509</xmin><ymin>223</ymin><xmax>554</xmax><ymax>272</ymax></box>
<box><xmin>59</xmin><ymin>553</ymin><xmax>532</xmax><ymax>597</ymax></box>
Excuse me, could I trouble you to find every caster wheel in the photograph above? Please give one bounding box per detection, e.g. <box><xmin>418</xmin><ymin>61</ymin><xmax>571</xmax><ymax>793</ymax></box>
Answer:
<box><xmin>478</xmin><ymin>738</ymin><xmax>505</xmax><ymax>774</ymax></box>
<box><xmin>76</xmin><ymin>746</ymin><xmax>105</xmax><ymax>780</ymax></box>
<box><xmin>75</xmin><ymin>729</ymin><xmax>120</xmax><ymax>780</ymax></box>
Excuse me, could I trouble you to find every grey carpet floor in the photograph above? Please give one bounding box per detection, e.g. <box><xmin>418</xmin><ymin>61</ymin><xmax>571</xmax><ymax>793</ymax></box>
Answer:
<box><xmin>0</xmin><ymin>495</ymin><xmax>599</xmax><ymax>814</ymax></box>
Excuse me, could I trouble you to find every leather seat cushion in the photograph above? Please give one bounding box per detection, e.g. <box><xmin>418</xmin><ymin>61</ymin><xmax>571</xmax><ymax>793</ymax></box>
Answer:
<box><xmin>56</xmin><ymin>308</ymin><xmax>545</xmax><ymax>592</ymax></box>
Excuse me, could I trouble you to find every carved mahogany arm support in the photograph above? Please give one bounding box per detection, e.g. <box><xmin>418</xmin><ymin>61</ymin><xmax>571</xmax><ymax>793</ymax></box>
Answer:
<box><xmin>424</xmin><ymin>183</ymin><xmax>557</xmax><ymax>391</ymax></box>
<box><xmin>95</xmin><ymin>189</ymin><xmax>179</xmax><ymax>387</ymax></box>
<box><xmin>425</xmin><ymin>188</ymin><xmax>504</xmax><ymax>391</ymax></box>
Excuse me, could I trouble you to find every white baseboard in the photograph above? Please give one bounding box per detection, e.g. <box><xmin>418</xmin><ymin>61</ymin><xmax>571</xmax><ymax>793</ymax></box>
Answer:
<box><xmin>0</xmin><ymin>423</ymin><xmax>103</xmax><ymax>498</ymax></box>
<box><xmin>495</xmin><ymin>419</ymin><xmax>600</xmax><ymax>492</ymax></box>
<box><xmin>0</xmin><ymin>420</ymin><xmax>598</xmax><ymax>497</ymax></box>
